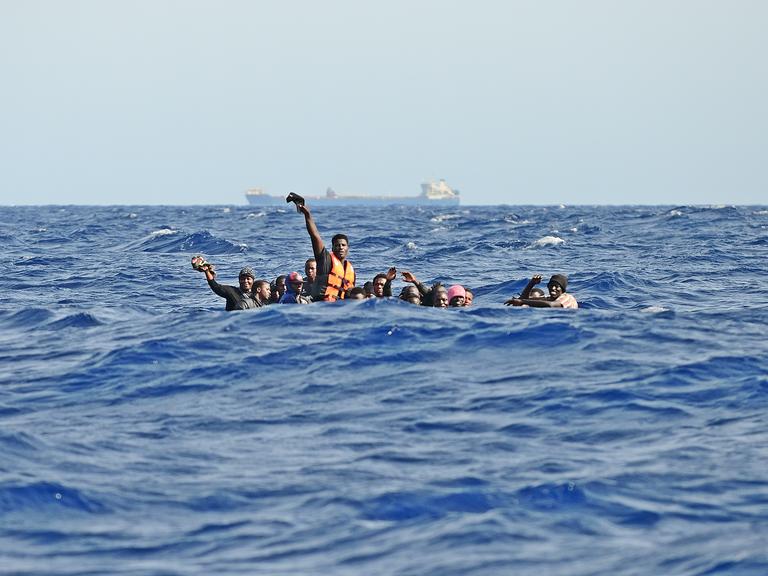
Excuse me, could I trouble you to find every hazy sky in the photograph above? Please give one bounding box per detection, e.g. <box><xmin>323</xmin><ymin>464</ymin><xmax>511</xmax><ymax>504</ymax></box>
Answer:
<box><xmin>1</xmin><ymin>0</ymin><xmax>766</xmax><ymax>205</ymax></box>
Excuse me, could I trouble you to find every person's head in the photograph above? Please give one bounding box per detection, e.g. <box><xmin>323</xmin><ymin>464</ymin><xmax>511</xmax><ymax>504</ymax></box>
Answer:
<box><xmin>274</xmin><ymin>275</ymin><xmax>286</xmax><ymax>294</ymax></box>
<box><xmin>304</xmin><ymin>258</ymin><xmax>317</xmax><ymax>283</ymax></box>
<box><xmin>446</xmin><ymin>285</ymin><xmax>466</xmax><ymax>307</ymax></box>
<box><xmin>372</xmin><ymin>273</ymin><xmax>388</xmax><ymax>297</ymax></box>
<box><xmin>548</xmin><ymin>274</ymin><xmax>568</xmax><ymax>299</ymax></box>
<box><xmin>239</xmin><ymin>266</ymin><xmax>255</xmax><ymax>292</ymax></box>
<box><xmin>347</xmin><ymin>286</ymin><xmax>366</xmax><ymax>300</ymax></box>
<box><xmin>331</xmin><ymin>234</ymin><xmax>349</xmax><ymax>261</ymax></box>
<box><xmin>399</xmin><ymin>285</ymin><xmax>421</xmax><ymax>305</ymax></box>
<box><xmin>529</xmin><ymin>287</ymin><xmax>546</xmax><ymax>299</ymax></box>
<box><xmin>463</xmin><ymin>288</ymin><xmax>474</xmax><ymax>307</ymax></box>
<box><xmin>271</xmin><ymin>275</ymin><xmax>286</xmax><ymax>302</ymax></box>
<box><xmin>286</xmin><ymin>271</ymin><xmax>304</xmax><ymax>294</ymax></box>
<box><xmin>363</xmin><ymin>281</ymin><xmax>374</xmax><ymax>297</ymax></box>
<box><xmin>254</xmin><ymin>280</ymin><xmax>271</xmax><ymax>302</ymax></box>
<box><xmin>432</xmin><ymin>285</ymin><xmax>448</xmax><ymax>308</ymax></box>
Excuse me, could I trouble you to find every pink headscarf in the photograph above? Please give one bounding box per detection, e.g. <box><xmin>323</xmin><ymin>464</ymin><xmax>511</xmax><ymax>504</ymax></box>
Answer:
<box><xmin>446</xmin><ymin>285</ymin><xmax>466</xmax><ymax>301</ymax></box>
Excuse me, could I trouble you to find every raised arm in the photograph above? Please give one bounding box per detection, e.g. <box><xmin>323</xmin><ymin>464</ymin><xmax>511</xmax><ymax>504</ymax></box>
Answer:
<box><xmin>402</xmin><ymin>270</ymin><xmax>429</xmax><ymax>297</ymax></box>
<box><xmin>384</xmin><ymin>267</ymin><xmax>396</xmax><ymax>297</ymax></box>
<box><xmin>520</xmin><ymin>274</ymin><xmax>542</xmax><ymax>299</ymax></box>
<box><xmin>298</xmin><ymin>204</ymin><xmax>324</xmax><ymax>259</ymax></box>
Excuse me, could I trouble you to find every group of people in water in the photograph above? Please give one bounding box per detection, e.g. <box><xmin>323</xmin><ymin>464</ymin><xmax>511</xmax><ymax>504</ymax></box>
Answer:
<box><xmin>192</xmin><ymin>198</ymin><xmax>578</xmax><ymax>311</ymax></box>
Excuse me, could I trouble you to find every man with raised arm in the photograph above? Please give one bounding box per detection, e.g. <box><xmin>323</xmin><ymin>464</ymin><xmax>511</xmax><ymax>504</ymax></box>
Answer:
<box><xmin>191</xmin><ymin>257</ymin><xmax>259</xmax><ymax>311</ymax></box>
<box><xmin>504</xmin><ymin>274</ymin><xmax>578</xmax><ymax>308</ymax></box>
<box><xmin>296</xmin><ymin>203</ymin><xmax>356</xmax><ymax>301</ymax></box>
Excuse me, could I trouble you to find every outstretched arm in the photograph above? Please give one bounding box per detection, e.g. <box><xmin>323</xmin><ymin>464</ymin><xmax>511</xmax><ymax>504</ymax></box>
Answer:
<box><xmin>505</xmin><ymin>297</ymin><xmax>562</xmax><ymax>307</ymax></box>
<box><xmin>298</xmin><ymin>205</ymin><xmax>324</xmax><ymax>258</ymax></box>
<box><xmin>520</xmin><ymin>274</ymin><xmax>542</xmax><ymax>299</ymax></box>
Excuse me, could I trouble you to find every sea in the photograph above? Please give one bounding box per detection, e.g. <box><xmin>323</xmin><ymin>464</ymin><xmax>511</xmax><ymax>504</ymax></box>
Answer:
<box><xmin>1</xmin><ymin>204</ymin><xmax>767</xmax><ymax>576</ymax></box>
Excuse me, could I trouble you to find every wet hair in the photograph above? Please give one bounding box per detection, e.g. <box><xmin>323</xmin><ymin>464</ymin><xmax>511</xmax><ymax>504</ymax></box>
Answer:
<box><xmin>530</xmin><ymin>287</ymin><xmax>546</xmax><ymax>299</ymax></box>
<box><xmin>373</xmin><ymin>273</ymin><xmax>388</xmax><ymax>284</ymax></box>
<box><xmin>400</xmin><ymin>285</ymin><xmax>416</xmax><ymax>296</ymax></box>
<box><xmin>363</xmin><ymin>281</ymin><xmax>373</xmax><ymax>296</ymax></box>
<box><xmin>347</xmin><ymin>286</ymin><xmax>366</xmax><ymax>299</ymax></box>
<box><xmin>399</xmin><ymin>285</ymin><xmax>421</xmax><ymax>303</ymax></box>
<box><xmin>331</xmin><ymin>234</ymin><xmax>349</xmax><ymax>246</ymax></box>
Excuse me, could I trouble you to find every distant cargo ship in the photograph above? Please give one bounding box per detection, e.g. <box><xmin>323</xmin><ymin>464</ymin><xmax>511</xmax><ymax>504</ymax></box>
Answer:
<box><xmin>245</xmin><ymin>180</ymin><xmax>460</xmax><ymax>207</ymax></box>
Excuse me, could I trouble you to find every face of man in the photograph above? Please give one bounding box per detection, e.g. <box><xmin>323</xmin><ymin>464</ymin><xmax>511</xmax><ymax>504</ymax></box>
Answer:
<box><xmin>373</xmin><ymin>277</ymin><xmax>387</xmax><ymax>297</ymax></box>
<box><xmin>304</xmin><ymin>260</ymin><xmax>317</xmax><ymax>282</ymax></box>
<box><xmin>434</xmin><ymin>289</ymin><xmax>448</xmax><ymax>308</ymax></box>
<box><xmin>449</xmin><ymin>295</ymin><xmax>465</xmax><ymax>307</ymax></box>
<box><xmin>548</xmin><ymin>282</ymin><xmax>563</xmax><ymax>299</ymax></box>
<box><xmin>239</xmin><ymin>275</ymin><xmax>254</xmax><ymax>292</ymax></box>
<box><xmin>332</xmin><ymin>238</ymin><xmax>349</xmax><ymax>261</ymax></box>
<box><xmin>256</xmin><ymin>282</ymin><xmax>271</xmax><ymax>302</ymax></box>
<box><xmin>275</xmin><ymin>277</ymin><xmax>286</xmax><ymax>295</ymax></box>
<box><xmin>464</xmin><ymin>291</ymin><xmax>473</xmax><ymax>306</ymax></box>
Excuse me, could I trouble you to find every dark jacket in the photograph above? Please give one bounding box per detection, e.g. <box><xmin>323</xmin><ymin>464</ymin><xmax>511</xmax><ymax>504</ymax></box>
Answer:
<box><xmin>207</xmin><ymin>279</ymin><xmax>258</xmax><ymax>311</ymax></box>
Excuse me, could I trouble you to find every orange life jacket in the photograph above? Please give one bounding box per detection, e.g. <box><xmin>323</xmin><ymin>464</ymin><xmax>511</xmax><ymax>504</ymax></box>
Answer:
<box><xmin>322</xmin><ymin>252</ymin><xmax>355</xmax><ymax>301</ymax></box>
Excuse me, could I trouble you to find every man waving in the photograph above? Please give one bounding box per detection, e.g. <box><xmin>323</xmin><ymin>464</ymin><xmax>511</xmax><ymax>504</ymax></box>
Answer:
<box><xmin>296</xmin><ymin>202</ymin><xmax>355</xmax><ymax>302</ymax></box>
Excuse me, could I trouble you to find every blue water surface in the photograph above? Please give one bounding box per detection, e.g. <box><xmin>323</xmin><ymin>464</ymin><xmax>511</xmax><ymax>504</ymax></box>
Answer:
<box><xmin>1</xmin><ymin>204</ymin><xmax>767</xmax><ymax>575</ymax></box>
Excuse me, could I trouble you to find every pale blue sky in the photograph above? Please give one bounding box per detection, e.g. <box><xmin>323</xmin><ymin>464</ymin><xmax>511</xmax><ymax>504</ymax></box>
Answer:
<box><xmin>1</xmin><ymin>0</ymin><xmax>766</xmax><ymax>205</ymax></box>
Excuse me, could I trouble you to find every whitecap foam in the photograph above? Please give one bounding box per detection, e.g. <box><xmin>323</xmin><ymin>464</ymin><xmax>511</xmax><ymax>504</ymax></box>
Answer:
<box><xmin>246</xmin><ymin>211</ymin><xmax>267</xmax><ymax>219</ymax></box>
<box><xmin>529</xmin><ymin>235</ymin><xmax>564</xmax><ymax>248</ymax></box>
<box><xmin>641</xmin><ymin>305</ymin><xmax>670</xmax><ymax>313</ymax></box>
<box><xmin>668</xmin><ymin>210</ymin><xmax>683</xmax><ymax>217</ymax></box>
<box><xmin>430</xmin><ymin>214</ymin><xmax>460</xmax><ymax>223</ymax></box>
<box><xmin>405</xmin><ymin>241</ymin><xmax>418</xmax><ymax>251</ymax></box>
<box><xmin>149</xmin><ymin>228</ymin><xmax>177</xmax><ymax>237</ymax></box>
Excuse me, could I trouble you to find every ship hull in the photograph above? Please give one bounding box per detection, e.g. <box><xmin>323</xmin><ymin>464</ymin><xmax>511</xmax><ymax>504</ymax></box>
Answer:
<box><xmin>245</xmin><ymin>194</ymin><xmax>459</xmax><ymax>207</ymax></box>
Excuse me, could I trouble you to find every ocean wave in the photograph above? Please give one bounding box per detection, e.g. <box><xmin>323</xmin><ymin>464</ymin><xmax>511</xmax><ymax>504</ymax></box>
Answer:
<box><xmin>515</xmin><ymin>482</ymin><xmax>587</xmax><ymax>510</ymax></box>
<box><xmin>362</xmin><ymin>489</ymin><xmax>495</xmax><ymax>521</ymax></box>
<box><xmin>46</xmin><ymin>312</ymin><xmax>104</xmax><ymax>329</ymax></box>
<box><xmin>0</xmin><ymin>307</ymin><xmax>55</xmax><ymax>328</ymax></box>
<box><xmin>3</xmin><ymin>204</ymin><xmax>768</xmax><ymax>575</ymax></box>
<box><xmin>118</xmin><ymin>230</ymin><xmax>248</xmax><ymax>254</ymax></box>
